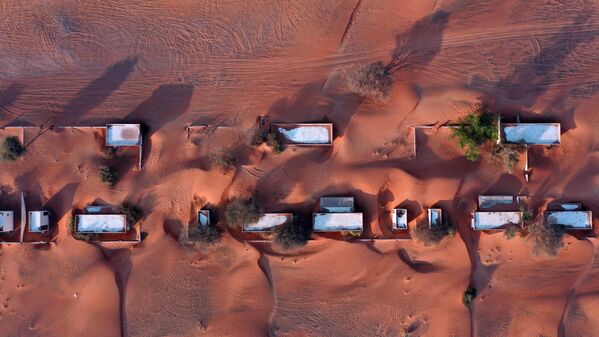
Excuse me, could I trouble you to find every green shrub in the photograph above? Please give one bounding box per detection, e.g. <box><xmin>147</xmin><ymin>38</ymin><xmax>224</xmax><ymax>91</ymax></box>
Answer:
<box><xmin>188</xmin><ymin>222</ymin><xmax>222</xmax><ymax>245</ymax></box>
<box><xmin>274</xmin><ymin>216</ymin><xmax>312</xmax><ymax>250</ymax></box>
<box><xmin>224</xmin><ymin>198</ymin><xmax>261</xmax><ymax>229</ymax></box>
<box><xmin>503</xmin><ymin>223</ymin><xmax>521</xmax><ymax>240</ymax></box>
<box><xmin>1</xmin><ymin>136</ymin><xmax>25</xmax><ymax>161</ymax></box>
<box><xmin>527</xmin><ymin>219</ymin><xmax>565</xmax><ymax>258</ymax></box>
<box><xmin>251</xmin><ymin>128</ymin><xmax>268</xmax><ymax>146</ymax></box>
<box><xmin>463</xmin><ymin>286</ymin><xmax>477</xmax><ymax>306</ymax></box>
<box><xmin>209</xmin><ymin>146</ymin><xmax>237</xmax><ymax>174</ymax></box>
<box><xmin>347</xmin><ymin>61</ymin><xmax>394</xmax><ymax>101</ymax></box>
<box><xmin>490</xmin><ymin>143</ymin><xmax>525</xmax><ymax>172</ymax></box>
<box><xmin>412</xmin><ymin>218</ymin><xmax>454</xmax><ymax>246</ymax></box>
<box><xmin>451</xmin><ymin>107</ymin><xmax>499</xmax><ymax>161</ymax></box>
<box><xmin>98</xmin><ymin>165</ymin><xmax>118</xmax><ymax>185</ymax></box>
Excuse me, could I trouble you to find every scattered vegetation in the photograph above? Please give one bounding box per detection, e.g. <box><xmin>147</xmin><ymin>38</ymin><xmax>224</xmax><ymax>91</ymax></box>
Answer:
<box><xmin>121</xmin><ymin>203</ymin><xmax>142</xmax><ymax>225</ymax></box>
<box><xmin>187</xmin><ymin>222</ymin><xmax>222</xmax><ymax>245</ymax></box>
<box><xmin>347</xmin><ymin>61</ymin><xmax>394</xmax><ymax>101</ymax></box>
<box><xmin>451</xmin><ymin>105</ymin><xmax>499</xmax><ymax>161</ymax></box>
<box><xmin>273</xmin><ymin>215</ymin><xmax>312</xmax><ymax>250</ymax></box>
<box><xmin>412</xmin><ymin>218</ymin><xmax>455</xmax><ymax>246</ymax></box>
<box><xmin>1</xmin><ymin>136</ymin><xmax>25</xmax><ymax>161</ymax></box>
<box><xmin>224</xmin><ymin>198</ymin><xmax>261</xmax><ymax>229</ymax></box>
<box><xmin>527</xmin><ymin>218</ymin><xmax>565</xmax><ymax>258</ymax></box>
<box><xmin>250</xmin><ymin>128</ymin><xmax>284</xmax><ymax>154</ymax></box>
<box><xmin>503</xmin><ymin>222</ymin><xmax>521</xmax><ymax>240</ymax></box>
<box><xmin>209</xmin><ymin>146</ymin><xmax>237</xmax><ymax>174</ymax></box>
<box><xmin>98</xmin><ymin>165</ymin><xmax>118</xmax><ymax>185</ymax></box>
<box><xmin>462</xmin><ymin>286</ymin><xmax>477</xmax><ymax>306</ymax></box>
<box><xmin>489</xmin><ymin>143</ymin><xmax>525</xmax><ymax>172</ymax></box>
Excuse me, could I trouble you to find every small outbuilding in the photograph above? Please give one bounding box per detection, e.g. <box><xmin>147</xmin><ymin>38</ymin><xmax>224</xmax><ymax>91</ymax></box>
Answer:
<box><xmin>313</xmin><ymin>212</ymin><xmax>363</xmax><ymax>232</ymax></box>
<box><xmin>392</xmin><ymin>208</ymin><xmax>408</xmax><ymax>229</ymax></box>
<box><xmin>272</xmin><ymin>123</ymin><xmax>333</xmax><ymax>146</ymax></box>
<box><xmin>197</xmin><ymin>210</ymin><xmax>211</xmax><ymax>227</ymax></box>
<box><xmin>428</xmin><ymin>208</ymin><xmax>442</xmax><ymax>227</ymax></box>
<box><xmin>106</xmin><ymin>124</ymin><xmax>142</xmax><ymax>146</ymax></box>
<box><xmin>28</xmin><ymin>211</ymin><xmax>50</xmax><ymax>232</ymax></box>
<box><xmin>243</xmin><ymin>213</ymin><xmax>293</xmax><ymax>232</ymax></box>
<box><xmin>0</xmin><ymin>211</ymin><xmax>14</xmax><ymax>232</ymax></box>
<box><xmin>500</xmin><ymin>123</ymin><xmax>561</xmax><ymax>145</ymax></box>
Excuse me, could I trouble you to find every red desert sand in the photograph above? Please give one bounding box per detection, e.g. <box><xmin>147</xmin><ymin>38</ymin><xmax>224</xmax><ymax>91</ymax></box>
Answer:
<box><xmin>1</xmin><ymin>0</ymin><xmax>599</xmax><ymax>336</ymax></box>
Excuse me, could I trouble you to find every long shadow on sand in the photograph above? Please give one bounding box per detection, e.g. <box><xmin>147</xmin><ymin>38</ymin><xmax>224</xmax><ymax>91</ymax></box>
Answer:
<box><xmin>60</xmin><ymin>57</ymin><xmax>138</xmax><ymax>126</ymax></box>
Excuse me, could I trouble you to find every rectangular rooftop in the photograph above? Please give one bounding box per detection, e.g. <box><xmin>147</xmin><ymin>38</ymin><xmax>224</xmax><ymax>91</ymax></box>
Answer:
<box><xmin>313</xmin><ymin>213</ymin><xmax>363</xmax><ymax>232</ymax></box>
<box><xmin>106</xmin><ymin>124</ymin><xmax>142</xmax><ymax>146</ymax></box>
<box><xmin>501</xmin><ymin>123</ymin><xmax>561</xmax><ymax>145</ymax></box>
<box><xmin>471</xmin><ymin>211</ymin><xmax>523</xmax><ymax>230</ymax></box>
<box><xmin>272</xmin><ymin>123</ymin><xmax>333</xmax><ymax>146</ymax></box>
<box><xmin>76</xmin><ymin>214</ymin><xmax>127</xmax><ymax>233</ymax></box>
<box><xmin>0</xmin><ymin>211</ymin><xmax>14</xmax><ymax>232</ymax></box>
<box><xmin>243</xmin><ymin>213</ymin><xmax>293</xmax><ymax>232</ymax></box>
<box><xmin>392</xmin><ymin>208</ymin><xmax>408</xmax><ymax>229</ymax></box>
<box><xmin>319</xmin><ymin>196</ymin><xmax>355</xmax><ymax>213</ymax></box>
<box><xmin>544</xmin><ymin>211</ymin><xmax>592</xmax><ymax>229</ymax></box>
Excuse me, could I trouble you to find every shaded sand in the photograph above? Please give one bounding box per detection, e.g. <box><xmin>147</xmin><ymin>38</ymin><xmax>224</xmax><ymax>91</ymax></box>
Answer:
<box><xmin>1</xmin><ymin>0</ymin><xmax>599</xmax><ymax>336</ymax></box>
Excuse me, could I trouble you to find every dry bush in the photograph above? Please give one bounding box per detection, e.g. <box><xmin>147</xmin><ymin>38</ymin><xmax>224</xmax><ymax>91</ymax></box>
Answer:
<box><xmin>273</xmin><ymin>215</ymin><xmax>312</xmax><ymax>250</ymax></box>
<box><xmin>527</xmin><ymin>218</ymin><xmax>565</xmax><ymax>258</ymax></box>
<box><xmin>1</xmin><ymin>136</ymin><xmax>25</xmax><ymax>161</ymax></box>
<box><xmin>412</xmin><ymin>218</ymin><xmax>455</xmax><ymax>246</ymax></box>
<box><xmin>224</xmin><ymin>198</ymin><xmax>261</xmax><ymax>229</ymax></box>
<box><xmin>187</xmin><ymin>222</ymin><xmax>222</xmax><ymax>245</ymax></box>
<box><xmin>251</xmin><ymin>128</ymin><xmax>284</xmax><ymax>154</ymax></box>
<box><xmin>503</xmin><ymin>222</ymin><xmax>521</xmax><ymax>240</ymax></box>
<box><xmin>209</xmin><ymin>146</ymin><xmax>237</xmax><ymax>174</ymax></box>
<box><xmin>463</xmin><ymin>286</ymin><xmax>477</xmax><ymax>306</ymax></box>
<box><xmin>121</xmin><ymin>203</ymin><xmax>142</xmax><ymax>225</ymax></box>
<box><xmin>98</xmin><ymin>165</ymin><xmax>118</xmax><ymax>185</ymax></box>
<box><xmin>490</xmin><ymin>143</ymin><xmax>525</xmax><ymax>172</ymax></box>
<box><xmin>347</xmin><ymin>61</ymin><xmax>394</xmax><ymax>101</ymax></box>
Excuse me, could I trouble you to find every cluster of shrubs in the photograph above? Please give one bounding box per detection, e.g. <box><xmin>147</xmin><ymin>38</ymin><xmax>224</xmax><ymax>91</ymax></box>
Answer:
<box><xmin>251</xmin><ymin>128</ymin><xmax>284</xmax><ymax>154</ymax></box>
<box><xmin>209</xmin><ymin>146</ymin><xmax>238</xmax><ymax>174</ymax></box>
<box><xmin>412</xmin><ymin>218</ymin><xmax>455</xmax><ymax>246</ymax></box>
<box><xmin>1</xmin><ymin>136</ymin><xmax>25</xmax><ymax>161</ymax></box>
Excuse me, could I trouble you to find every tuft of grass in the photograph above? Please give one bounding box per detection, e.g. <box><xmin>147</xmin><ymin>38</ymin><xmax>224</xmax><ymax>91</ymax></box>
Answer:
<box><xmin>209</xmin><ymin>146</ymin><xmax>237</xmax><ymax>174</ymax></box>
<box><xmin>347</xmin><ymin>61</ymin><xmax>394</xmax><ymax>101</ymax></box>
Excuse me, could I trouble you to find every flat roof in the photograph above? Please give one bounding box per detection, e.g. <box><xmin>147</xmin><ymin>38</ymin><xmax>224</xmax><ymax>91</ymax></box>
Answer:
<box><xmin>243</xmin><ymin>213</ymin><xmax>293</xmax><ymax>232</ymax></box>
<box><xmin>76</xmin><ymin>214</ymin><xmax>127</xmax><ymax>233</ymax></box>
<box><xmin>544</xmin><ymin>211</ymin><xmax>592</xmax><ymax>229</ymax></box>
<box><xmin>272</xmin><ymin>123</ymin><xmax>333</xmax><ymax>145</ymax></box>
<box><xmin>0</xmin><ymin>211</ymin><xmax>14</xmax><ymax>232</ymax></box>
<box><xmin>29</xmin><ymin>211</ymin><xmax>50</xmax><ymax>232</ymax></box>
<box><xmin>106</xmin><ymin>124</ymin><xmax>142</xmax><ymax>146</ymax></box>
<box><xmin>320</xmin><ymin>196</ymin><xmax>354</xmax><ymax>213</ymax></box>
<box><xmin>471</xmin><ymin>211</ymin><xmax>523</xmax><ymax>230</ymax></box>
<box><xmin>392</xmin><ymin>209</ymin><xmax>408</xmax><ymax>229</ymax></box>
<box><xmin>478</xmin><ymin>195</ymin><xmax>516</xmax><ymax>210</ymax></box>
<box><xmin>428</xmin><ymin>209</ymin><xmax>442</xmax><ymax>227</ymax></box>
<box><xmin>313</xmin><ymin>212</ymin><xmax>363</xmax><ymax>232</ymax></box>
<box><xmin>501</xmin><ymin>123</ymin><xmax>561</xmax><ymax>145</ymax></box>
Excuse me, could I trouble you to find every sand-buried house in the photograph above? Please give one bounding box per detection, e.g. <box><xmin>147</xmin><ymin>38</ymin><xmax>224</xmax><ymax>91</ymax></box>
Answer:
<box><xmin>29</xmin><ymin>211</ymin><xmax>50</xmax><ymax>232</ymax></box>
<box><xmin>500</xmin><ymin>123</ymin><xmax>561</xmax><ymax>145</ymax></box>
<box><xmin>0</xmin><ymin>211</ymin><xmax>14</xmax><ymax>233</ymax></box>
<box><xmin>75</xmin><ymin>205</ymin><xmax>141</xmax><ymax>243</ymax></box>
<box><xmin>313</xmin><ymin>197</ymin><xmax>363</xmax><ymax>232</ymax></box>
<box><xmin>427</xmin><ymin>208</ymin><xmax>442</xmax><ymax>228</ymax></box>
<box><xmin>392</xmin><ymin>208</ymin><xmax>408</xmax><ymax>230</ymax></box>
<box><xmin>543</xmin><ymin>203</ymin><xmax>593</xmax><ymax>230</ymax></box>
<box><xmin>271</xmin><ymin>123</ymin><xmax>333</xmax><ymax>146</ymax></box>
<box><xmin>242</xmin><ymin>213</ymin><xmax>294</xmax><ymax>232</ymax></box>
<box><xmin>105</xmin><ymin>123</ymin><xmax>144</xmax><ymax>169</ymax></box>
<box><xmin>471</xmin><ymin>195</ymin><xmax>524</xmax><ymax>230</ymax></box>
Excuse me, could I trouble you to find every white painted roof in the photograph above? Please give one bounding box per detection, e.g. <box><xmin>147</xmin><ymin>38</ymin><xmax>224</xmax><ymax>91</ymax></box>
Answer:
<box><xmin>29</xmin><ymin>211</ymin><xmax>50</xmax><ymax>232</ymax></box>
<box><xmin>0</xmin><ymin>211</ymin><xmax>14</xmax><ymax>232</ymax></box>
<box><xmin>76</xmin><ymin>214</ymin><xmax>127</xmax><ymax>233</ymax></box>
<box><xmin>471</xmin><ymin>211</ymin><xmax>523</xmax><ymax>230</ymax></box>
<box><xmin>501</xmin><ymin>123</ymin><xmax>560</xmax><ymax>145</ymax></box>
<box><xmin>243</xmin><ymin>213</ymin><xmax>293</xmax><ymax>232</ymax></box>
<box><xmin>544</xmin><ymin>211</ymin><xmax>592</xmax><ymax>229</ymax></box>
<box><xmin>106</xmin><ymin>124</ymin><xmax>142</xmax><ymax>146</ymax></box>
<box><xmin>392</xmin><ymin>209</ymin><xmax>408</xmax><ymax>229</ymax></box>
<box><xmin>313</xmin><ymin>213</ymin><xmax>363</xmax><ymax>232</ymax></box>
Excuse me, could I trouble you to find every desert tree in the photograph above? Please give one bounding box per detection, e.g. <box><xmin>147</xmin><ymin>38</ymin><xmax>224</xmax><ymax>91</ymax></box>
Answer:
<box><xmin>121</xmin><ymin>203</ymin><xmax>142</xmax><ymax>225</ymax></box>
<box><xmin>273</xmin><ymin>215</ymin><xmax>312</xmax><ymax>250</ymax></box>
<box><xmin>209</xmin><ymin>146</ymin><xmax>237</xmax><ymax>174</ymax></box>
<box><xmin>489</xmin><ymin>143</ymin><xmax>525</xmax><ymax>172</ymax></box>
<box><xmin>1</xmin><ymin>136</ymin><xmax>25</xmax><ymax>161</ymax></box>
<box><xmin>250</xmin><ymin>128</ymin><xmax>284</xmax><ymax>154</ymax></box>
<box><xmin>462</xmin><ymin>286</ymin><xmax>477</xmax><ymax>306</ymax></box>
<box><xmin>98</xmin><ymin>165</ymin><xmax>118</xmax><ymax>185</ymax></box>
<box><xmin>412</xmin><ymin>218</ymin><xmax>455</xmax><ymax>246</ymax></box>
<box><xmin>450</xmin><ymin>104</ymin><xmax>499</xmax><ymax>161</ymax></box>
<box><xmin>347</xmin><ymin>61</ymin><xmax>394</xmax><ymax>101</ymax></box>
<box><xmin>526</xmin><ymin>218</ymin><xmax>565</xmax><ymax>258</ymax></box>
<box><xmin>224</xmin><ymin>198</ymin><xmax>261</xmax><ymax>229</ymax></box>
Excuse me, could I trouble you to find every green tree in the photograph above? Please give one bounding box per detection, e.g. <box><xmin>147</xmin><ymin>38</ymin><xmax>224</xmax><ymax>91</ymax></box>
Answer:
<box><xmin>274</xmin><ymin>215</ymin><xmax>312</xmax><ymax>250</ymax></box>
<box><xmin>451</xmin><ymin>107</ymin><xmax>499</xmax><ymax>161</ymax></box>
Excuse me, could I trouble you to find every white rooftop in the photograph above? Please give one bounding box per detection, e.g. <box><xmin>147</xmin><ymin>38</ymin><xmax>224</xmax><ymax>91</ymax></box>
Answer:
<box><xmin>198</xmin><ymin>210</ymin><xmax>210</xmax><ymax>227</ymax></box>
<box><xmin>0</xmin><ymin>211</ymin><xmax>14</xmax><ymax>232</ymax></box>
<box><xmin>313</xmin><ymin>212</ymin><xmax>363</xmax><ymax>232</ymax></box>
<box><xmin>501</xmin><ymin>123</ymin><xmax>560</xmax><ymax>145</ymax></box>
<box><xmin>392</xmin><ymin>208</ymin><xmax>408</xmax><ymax>229</ymax></box>
<box><xmin>29</xmin><ymin>211</ymin><xmax>50</xmax><ymax>232</ymax></box>
<box><xmin>274</xmin><ymin>123</ymin><xmax>332</xmax><ymax>145</ymax></box>
<box><xmin>243</xmin><ymin>213</ymin><xmax>293</xmax><ymax>232</ymax></box>
<box><xmin>471</xmin><ymin>211</ymin><xmax>523</xmax><ymax>230</ymax></box>
<box><xmin>76</xmin><ymin>214</ymin><xmax>127</xmax><ymax>233</ymax></box>
<box><xmin>544</xmin><ymin>211</ymin><xmax>592</xmax><ymax>229</ymax></box>
<box><xmin>428</xmin><ymin>209</ymin><xmax>442</xmax><ymax>227</ymax></box>
<box><xmin>106</xmin><ymin>124</ymin><xmax>142</xmax><ymax>146</ymax></box>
